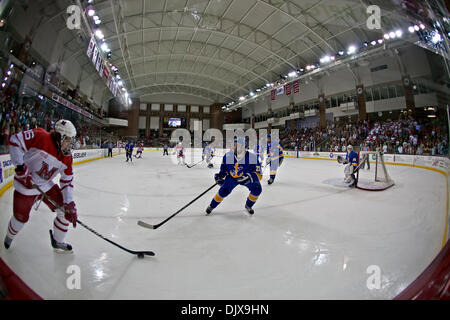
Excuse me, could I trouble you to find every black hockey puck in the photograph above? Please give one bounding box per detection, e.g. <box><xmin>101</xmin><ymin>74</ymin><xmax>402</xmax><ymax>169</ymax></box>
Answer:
<box><xmin>137</xmin><ymin>253</ymin><xmax>145</xmax><ymax>259</ymax></box>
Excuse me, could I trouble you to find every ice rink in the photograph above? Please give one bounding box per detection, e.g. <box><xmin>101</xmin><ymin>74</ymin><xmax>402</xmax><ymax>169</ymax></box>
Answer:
<box><xmin>0</xmin><ymin>150</ymin><xmax>447</xmax><ymax>299</ymax></box>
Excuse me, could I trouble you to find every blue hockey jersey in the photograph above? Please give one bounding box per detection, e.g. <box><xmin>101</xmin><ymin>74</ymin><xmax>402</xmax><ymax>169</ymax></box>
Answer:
<box><xmin>126</xmin><ymin>143</ymin><xmax>134</xmax><ymax>153</ymax></box>
<box><xmin>266</xmin><ymin>140</ymin><xmax>284</xmax><ymax>162</ymax></box>
<box><xmin>219</xmin><ymin>151</ymin><xmax>262</xmax><ymax>182</ymax></box>
<box><xmin>345</xmin><ymin>150</ymin><xmax>359</xmax><ymax>167</ymax></box>
<box><xmin>253</xmin><ymin>144</ymin><xmax>263</xmax><ymax>158</ymax></box>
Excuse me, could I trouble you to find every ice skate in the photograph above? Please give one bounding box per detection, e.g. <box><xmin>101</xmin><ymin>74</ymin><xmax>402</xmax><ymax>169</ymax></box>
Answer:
<box><xmin>206</xmin><ymin>206</ymin><xmax>213</xmax><ymax>215</ymax></box>
<box><xmin>4</xmin><ymin>235</ymin><xmax>12</xmax><ymax>249</ymax></box>
<box><xmin>245</xmin><ymin>205</ymin><xmax>254</xmax><ymax>215</ymax></box>
<box><xmin>49</xmin><ymin>230</ymin><xmax>73</xmax><ymax>253</ymax></box>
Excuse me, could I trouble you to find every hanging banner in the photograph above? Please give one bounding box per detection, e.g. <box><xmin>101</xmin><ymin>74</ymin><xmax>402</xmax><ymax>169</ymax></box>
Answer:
<box><xmin>276</xmin><ymin>86</ymin><xmax>284</xmax><ymax>95</ymax></box>
<box><xmin>92</xmin><ymin>46</ymin><xmax>98</xmax><ymax>66</ymax></box>
<box><xmin>86</xmin><ymin>37</ymin><xmax>95</xmax><ymax>58</ymax></box>
<box><xmin>95</xmin><ymin>54</ymin><xmax>102</xmax><ymax>71</ymax></box>
<box><xmin>103</xmin><ymin>64</ymin><xmax>110</xmax><ymax>79</ymax></box>
<box><xmin>293</xmin><ymin>80</ymin><xmax>299</xmax><ymax>94</ymax></box>
<box><xmin>51</xmin><ymin>93</ymin><xmax>93</xmax><ymax>119</ymax></box>
<box><xmin>285</xmin><ymin>83</ymin><xmax>291</xmax><ymax>96</ymax></box>
<box><xmin>271</xmin><ymin>89</ymin><xmax>275</xmax><ymax>101</ymax></box>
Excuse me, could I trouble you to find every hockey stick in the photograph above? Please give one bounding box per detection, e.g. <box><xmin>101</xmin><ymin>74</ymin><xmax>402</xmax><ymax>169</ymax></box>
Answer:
<box><xmin>138</xmin><ymin>182</ymin><xmax>218</xmax><ymax>230</ymax></box>
<box><xmin>185</xmin><ymin>158</ymin><xmax>204</xmax><ymax>168</ymax></box>
<box><xmin>32</xmin><ymin>185</ymin><xmax>155</xmax><ymax>258</ymax></box>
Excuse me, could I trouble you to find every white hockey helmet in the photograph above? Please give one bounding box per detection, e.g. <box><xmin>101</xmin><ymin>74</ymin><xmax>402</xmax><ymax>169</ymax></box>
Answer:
<box><xmin>54</xmin><ymin>119</ymin><xmax>77</xmax><ymax>155</ymax></box>
<box><xmin>347</xmin><ymin>144</ymin><xmax>353</xmax><ymax>151</ymax></box>
<box><xmin>55</xmin><ymin>119</ymin><xmax>77</xmax><ymax>139</ymax></box>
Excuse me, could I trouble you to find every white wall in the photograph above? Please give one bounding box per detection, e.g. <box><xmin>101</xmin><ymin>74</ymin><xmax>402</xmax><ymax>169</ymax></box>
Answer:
<box><xmin>139</xmin><ymin>116</ymin><xmax>146</xmax><ymax>129</ymax></box>
<box><xmin>142</xmin><ymin>94</ymin><xmax>212</xmax><ymax>106</ymax></box>
<box><xmin>243</xmin><ymin>45</ymin><xmax>435</xmax><ymax>119</ymax></box>
<box><xmin>202</xmin><ymin>118</ymin><xmax>210</xmax><ymax>130</ymax></box>
<box><xmin>150</xmin><ymin>117</ymin><xmax>160</xmax><ymax>129</ymax></box>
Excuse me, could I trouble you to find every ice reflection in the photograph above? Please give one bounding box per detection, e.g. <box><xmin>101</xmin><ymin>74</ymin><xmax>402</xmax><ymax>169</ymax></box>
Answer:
<box><xmin>91</xmin><ymin>252</ymin><xmax>110</xmax><ymax>283</ymax></box>
<box><xmin>312</xmin><ymin>248</ymin><xmax>329</xmax><ymax>265</ymax></box>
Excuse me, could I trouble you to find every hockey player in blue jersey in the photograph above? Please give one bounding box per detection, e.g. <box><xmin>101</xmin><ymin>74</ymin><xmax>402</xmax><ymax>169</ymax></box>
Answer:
<box><xmin>253</xmin><ymin>143</ymin><xmax>264</xmax><ymax>163</ymax></box>
<box><xmin>202</xmin><ymin>142</ymin><xmax>207</xmax><ymax>160</ymax></box>
<box><xmin>125</xmin><ymin>141</ymin><xmax>134</xmax><ymax>162</ymax></box>
<box><xmin>206</xmin><ymin>137</ymin><xmax>262</xmax><ymax>215</ymax></box>
<box><xmin>341</xmin><ymin>144</ymin><xmax>359</xmax><ymax>187</ymax></box>
<box><xmin>266</xmin><ymin>134</ymin><xmax>284</xmax><ymax>185</ymax></box>
<box><xmin>203</xmin><ymin>143</ymin><xmax>215</xmax><ymax>168</ymax></box>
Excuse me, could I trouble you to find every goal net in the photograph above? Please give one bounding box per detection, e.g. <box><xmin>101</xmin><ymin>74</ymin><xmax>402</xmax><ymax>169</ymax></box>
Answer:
<box><xmin>357</xmin><ymin>150</ymin><xmax>394</xmax><ymax>191</ymax></box>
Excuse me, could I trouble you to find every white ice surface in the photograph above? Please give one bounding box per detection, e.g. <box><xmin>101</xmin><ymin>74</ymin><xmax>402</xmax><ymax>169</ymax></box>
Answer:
<box><xmin>0</xmin><ymin>151</ymin><xmax>447</xmax><ymax>299</ymax></box>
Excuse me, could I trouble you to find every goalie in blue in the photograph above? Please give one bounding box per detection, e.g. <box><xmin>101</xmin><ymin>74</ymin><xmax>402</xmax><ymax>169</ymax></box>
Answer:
<box><xmin>206</xmin><ymin>137</ymin><xmax>262</xmax><ymax>215</ymax></box>
<box><xmin>266</xmin><ymin>134</ymin><xmax>284</xmax><ymax>185</ymax></box>
<box><xmin>337</xmin><ymin>145</ymin><xmax>359</xmax><ymax>187</ymax></box>
<box><xmin>203</xmin><ymin>142</ymin><xmax>216</xmax><ymax>168</ymax></box>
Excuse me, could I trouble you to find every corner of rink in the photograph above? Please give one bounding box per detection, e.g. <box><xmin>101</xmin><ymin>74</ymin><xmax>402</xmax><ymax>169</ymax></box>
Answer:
<box><xmin>0</xmin><ymin>147</ymin><xmax>123</xmax><ymax>300</ymax></box>
<box><xmin>0</xmin><ymin>257</ymin><xmax>42</xmax><ymax>299</ymax></box>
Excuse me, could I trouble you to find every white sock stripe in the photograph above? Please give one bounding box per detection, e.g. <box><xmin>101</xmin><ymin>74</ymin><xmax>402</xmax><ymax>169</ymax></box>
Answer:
<box><xmin>8</xmin><ymin>221</ymin><xmax>19</xmax><ymax>234</ymax></box>
<box><xmin>56</xmin><ymin>217</ymin><xmax>69</xmax><ymax>226</ymax></box>
<box><xmin>54</xmin><ymin>220</ymin><xmax>68</xmax><ymax>231</ymax></box>
<box><xmin>53</xmin><ymin>222</ymin><xmax>68</xmax><ymax>233</ymax></box>
<box><xmin>54</xmin><ymin>219</ymin><xmax>69</xmax><ymax>228</ymax></box>
<box><xmin>8</xmin><ymin>225</ymin><xmax>18</xmax><ymax>236</ymax></box>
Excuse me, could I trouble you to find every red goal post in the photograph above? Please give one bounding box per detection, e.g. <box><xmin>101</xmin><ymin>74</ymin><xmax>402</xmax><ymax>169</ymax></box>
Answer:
<box><xmin>356</xmin><ymin>149</ymin><xmax>395</xmax><ymax>191</ymax></box>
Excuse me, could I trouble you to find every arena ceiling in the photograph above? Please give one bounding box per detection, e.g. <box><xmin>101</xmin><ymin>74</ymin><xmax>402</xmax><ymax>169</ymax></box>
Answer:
<box><xmin>24</xmin><ymin>0</ymin><xmax>415</xmax><ymax>104</ymax></box>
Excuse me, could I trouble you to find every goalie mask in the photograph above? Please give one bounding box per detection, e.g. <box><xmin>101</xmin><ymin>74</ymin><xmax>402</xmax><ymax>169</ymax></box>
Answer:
<box><xmin>347</xmin><ymin>145</ymin><xmax>353</xmax><ymax>153</ymax></box>
<box><xmin>54</xmin><ymin>119</ymin><xmax>77</xmax><ymax>156</ymax></box>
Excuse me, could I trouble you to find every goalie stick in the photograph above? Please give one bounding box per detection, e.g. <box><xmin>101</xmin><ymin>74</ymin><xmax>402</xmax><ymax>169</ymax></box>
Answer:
<box><xmin>138</xmin><ymin>182</ymin><xmax>218</xmax><ymax>230</ymax></box>
<box><xmin>33</xmin><ymin>185</ymin><xmax>155</xmax><ymax>258</ymax></box>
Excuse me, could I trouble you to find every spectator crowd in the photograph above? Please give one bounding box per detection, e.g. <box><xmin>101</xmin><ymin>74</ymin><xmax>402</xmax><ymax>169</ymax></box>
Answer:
<box><xmin>0</xmin><ymin>92</ymin><xmax>122</xmax><ymax>154</ymax></box>
<box><xmin>280</xmin><ymin>116</ymin><xmax>448</xmax><ymax>156</ymax></box>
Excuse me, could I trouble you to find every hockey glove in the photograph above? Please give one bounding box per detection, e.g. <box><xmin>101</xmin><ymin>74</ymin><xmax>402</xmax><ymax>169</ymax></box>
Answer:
<box><xmin>236</xmin><ymin>173</ymin><xmax>253</xmax><ymax>186</ymax></box>
<box><xmin>337</xmin><ymin>155</ymin><xmax>343</xmax><ymax>164</ymax></box>
<box><xmin>63</xmin><ymin>201</ymin><xmax>77</xmax><ymax>228</ymax></box>
<box><xmin>15</xmin><ymin>164</ymin><xmax>33</xmax><ymax>189</ymax></box>
<box><xmin>214</xmin><ymin>173</ymin><xmax>226</xmax><ymax>186</ymax></box>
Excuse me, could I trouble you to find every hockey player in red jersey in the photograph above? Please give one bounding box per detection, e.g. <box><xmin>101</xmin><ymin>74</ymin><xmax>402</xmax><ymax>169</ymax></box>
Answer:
<box><xmin>135</xmin><ymin>143</ymin><xmax>144</xmax><ymax>158</ymax></box>
<box><xmin>4</xmin><ymin>120</ymin><xmax>78</xmax><ymax>253</ymax></box>
<box><xmin>173</xmin><ymin>142</ymin><xmax>185</xmax><ymax>165</ymax></box>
